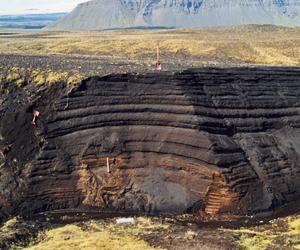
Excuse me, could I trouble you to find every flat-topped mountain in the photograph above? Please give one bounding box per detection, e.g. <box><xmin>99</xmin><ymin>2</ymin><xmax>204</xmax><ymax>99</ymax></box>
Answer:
<box><xmin>47</xmin><ymin>0</ymin><xmax>300</xmax><ymax>30</ymax></box>
<box><xmin>0</xmin><ymin>67</ymin><xmax>300</xmax><ymax>220</ymax></box>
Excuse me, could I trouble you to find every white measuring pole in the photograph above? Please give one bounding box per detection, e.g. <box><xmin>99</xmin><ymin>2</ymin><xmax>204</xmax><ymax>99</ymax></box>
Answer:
<box><xmin>157</xmin><ymin>45</ymin><xmax>159</xmax><ymax>63</ymax></box>
<box><xmin>107</xmin><ymin>157</ymin><xmax>110</xmax><ymax>173</ymax></box>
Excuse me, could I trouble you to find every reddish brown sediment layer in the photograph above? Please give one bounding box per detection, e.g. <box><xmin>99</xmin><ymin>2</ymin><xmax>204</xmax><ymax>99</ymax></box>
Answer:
<box><xmin>0</xmin><ymin>67</ymin><xmax>300</xmax><ymax>220</ymax></box>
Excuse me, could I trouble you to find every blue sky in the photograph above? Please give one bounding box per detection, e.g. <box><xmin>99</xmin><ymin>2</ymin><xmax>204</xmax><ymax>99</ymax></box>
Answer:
<box><xmin>0</xmin><ymin>0</ymin><xmax>88</xmax><ymax>15</ymax></box>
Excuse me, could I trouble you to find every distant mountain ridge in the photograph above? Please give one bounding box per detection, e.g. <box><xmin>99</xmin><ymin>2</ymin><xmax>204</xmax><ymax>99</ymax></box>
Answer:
<box><xmin>47</xmin><ymin>0</ymin><xmax>300</xmax><ymax>30</ymax></box>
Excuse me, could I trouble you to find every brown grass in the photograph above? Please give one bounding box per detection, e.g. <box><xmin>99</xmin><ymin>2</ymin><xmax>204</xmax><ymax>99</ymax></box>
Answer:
<box><xmin>0</xmin><ymin>67</ymin><xmax>83</xmax><ymax>86</ymax></box>
<box><xmin>0</xmin><ymin>25</ymin><xmax>299</xmax><ymax>66</ymax></box>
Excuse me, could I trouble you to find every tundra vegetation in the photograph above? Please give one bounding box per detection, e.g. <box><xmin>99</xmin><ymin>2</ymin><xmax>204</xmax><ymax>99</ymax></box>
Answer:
<box><xmin>0</xmin><ymin>25</ymin><xmax>299</xmax><ymax>66</ymax></box>
<box><xmin>225</xmin><ymin>215</ymin><xmax>300</xmax><ymax>250</ymax></box>
<box><xmin>0</xmin><ymin>66</ymin><xmax>83</xmax><ymax>87</ymax></box>
<box><xmin>1</xmin><ymin>214</ymin><xmax>300</xmax><ymax>250</ymax></box>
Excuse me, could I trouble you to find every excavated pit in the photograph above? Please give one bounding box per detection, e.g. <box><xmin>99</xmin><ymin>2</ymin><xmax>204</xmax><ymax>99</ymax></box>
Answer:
<box><xmin>0</xmin><ymin>67</ymin><xmax>300</xmax><ymax>221</ymax></box>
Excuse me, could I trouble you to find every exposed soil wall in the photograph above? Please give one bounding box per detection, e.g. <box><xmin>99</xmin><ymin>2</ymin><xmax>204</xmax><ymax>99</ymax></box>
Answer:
<box><xmin>0</xmin><ymin>67</ymin><xmax>300</xmax><ymax>221</ymax></box>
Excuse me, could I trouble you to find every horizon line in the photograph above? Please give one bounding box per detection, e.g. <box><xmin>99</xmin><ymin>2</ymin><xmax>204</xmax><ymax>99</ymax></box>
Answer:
<box><xmin>0</xmin><ymin>12</ymin><xmax>69</xmax><ymax>16</ymax></box>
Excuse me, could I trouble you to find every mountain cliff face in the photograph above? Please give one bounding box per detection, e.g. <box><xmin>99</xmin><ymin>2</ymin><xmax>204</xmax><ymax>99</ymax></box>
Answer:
<box><xmin>0</xmin><ymin>67</ymin><xmax>300</xmax><ymax>220</ymax></box>
<box><xmin>47</xmin><ymin>0</ymin><xmax>300</xmax><ymax>30</ymax></box>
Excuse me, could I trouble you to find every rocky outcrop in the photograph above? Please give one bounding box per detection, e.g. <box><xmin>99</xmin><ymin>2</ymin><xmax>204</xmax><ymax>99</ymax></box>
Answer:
<box><xmin>47</xmin><ymin>0</ymin><xmax>300</xmax><ymax>30</ymax></box>
<box><xmin>0</xmin><ymin>67</ymin><xmax>300</xmax><ymax>220</ymax></box>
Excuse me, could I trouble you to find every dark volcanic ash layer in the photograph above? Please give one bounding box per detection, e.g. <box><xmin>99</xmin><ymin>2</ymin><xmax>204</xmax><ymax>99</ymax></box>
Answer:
<box><xmin>0</xmin><ymin>67</ymin><xmax>300</xmax><ymax>221</ymax></box>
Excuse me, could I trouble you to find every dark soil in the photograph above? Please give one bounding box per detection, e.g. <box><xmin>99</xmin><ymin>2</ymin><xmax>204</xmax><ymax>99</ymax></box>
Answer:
<box><xmin>0</xmin><ymin>52</ymin><xmax>247</xmax><ymax>79</ymax></box>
